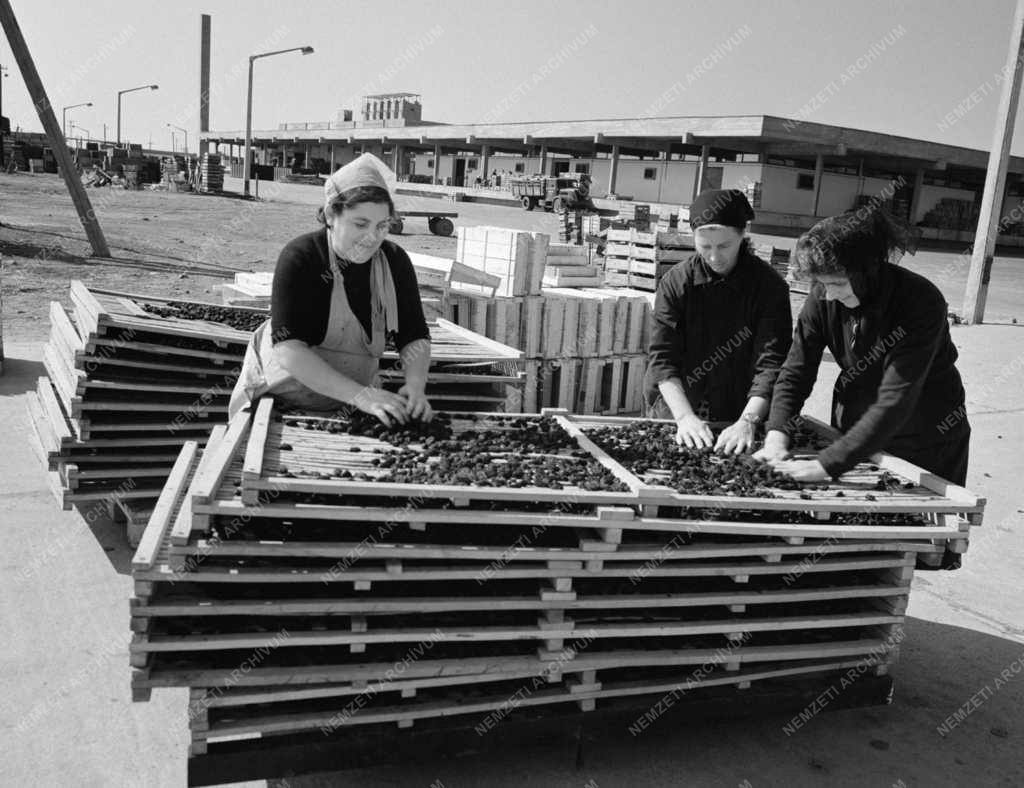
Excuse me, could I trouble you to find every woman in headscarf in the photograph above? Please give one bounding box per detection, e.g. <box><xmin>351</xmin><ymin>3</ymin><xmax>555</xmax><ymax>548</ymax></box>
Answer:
<box><xmin>645</xmin><ymin>188</ymin><xmax>792</xmax><ymax>452</ymax></box>
<box><xmin>228</xmin><ymin>153</ymin><xmax>432</xmax><ymax>426</ymax></box>
<box><xmin>755</xmin><ymin>206</ymin><xmax>970</xmax><ymax>488</ymax></box>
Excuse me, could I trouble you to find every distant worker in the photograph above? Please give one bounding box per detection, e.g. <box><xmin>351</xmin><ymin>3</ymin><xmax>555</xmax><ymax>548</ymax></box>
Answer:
<box><xmin>645</xmin><ymin>189</ymin><xmax>792</xmax><ymax>453</ymax></box>
<box><xmin>229</xmin><ymin>153</ymin><xmax>433</xmax><ymax>426</ymax></box>
<box><xmin>756</xmin><ymin>207</ymin><xmax>970</xmax><ymax>489</ymax></box>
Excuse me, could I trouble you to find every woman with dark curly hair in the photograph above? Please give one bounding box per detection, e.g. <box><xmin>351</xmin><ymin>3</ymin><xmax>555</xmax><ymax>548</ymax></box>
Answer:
<box><xmin>228</xmin><ymin>153</ymin><xmax>432</xmax><ymax>425</ymax></box>
<box><xmin>755</xmin><ymin>206</ymin><xmax>970</xmax><ymax>489</ymax></box>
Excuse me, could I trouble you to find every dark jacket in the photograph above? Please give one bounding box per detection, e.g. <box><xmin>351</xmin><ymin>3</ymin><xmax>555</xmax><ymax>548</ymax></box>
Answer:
<box><xmin>645</xmin><ymin>243</ymin><xmax>792</xmax><ymax>421</ymax></box>
<box><xmin>765</xmin><ymin>264</ymin><xmax>968</xmax><ymax>477</ymax></box>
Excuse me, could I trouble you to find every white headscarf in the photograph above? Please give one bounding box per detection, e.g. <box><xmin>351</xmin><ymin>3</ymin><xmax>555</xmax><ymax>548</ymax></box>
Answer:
<box><xmin>324</xmin><ymin>152</ymin><xmax>397</xmax><ymax>215</ymax></box>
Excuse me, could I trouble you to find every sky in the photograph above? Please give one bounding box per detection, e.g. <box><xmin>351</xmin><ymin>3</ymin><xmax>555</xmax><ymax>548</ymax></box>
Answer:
<box><xmin>3</xmin><ymin>0</ymin><xmax>1024</xmax><ymax>154</ymax></box>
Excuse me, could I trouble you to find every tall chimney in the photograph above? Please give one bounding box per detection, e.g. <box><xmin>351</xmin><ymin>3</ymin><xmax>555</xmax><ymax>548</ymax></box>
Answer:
<box><xmin>199</xmin><ymin>14</ymin><xmax>211</xmax><ymax>154</ymax></box>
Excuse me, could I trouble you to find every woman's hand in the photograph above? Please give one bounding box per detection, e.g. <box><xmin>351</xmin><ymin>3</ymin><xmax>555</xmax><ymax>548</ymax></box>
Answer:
<box><xmin>675</xmin><ymin>414</ymin><xmax>714</xmax><ymax>449</ymax></box>
<box><xmin>771</xmin><ymin>459</ymin><xmax>830</xmax><ymax>482</ymax></box>
<box><xmin>753</xmin><ymin>430</ymin><xmax>791</xmax><ymax>463</ymax></box>
<box><xmin>714</xmin><ymin>419</ymin><xmax>756</xmax><ymax>455</ymax></box>
<box><xmin>398</xmin><ymin>383</ymin><xmax>433</xmax><ymax>422</ymax></box>
<box><xmin>351</xmin><ymin>387</ymin><xmax>408</xmax><ymax>427</ymax></box>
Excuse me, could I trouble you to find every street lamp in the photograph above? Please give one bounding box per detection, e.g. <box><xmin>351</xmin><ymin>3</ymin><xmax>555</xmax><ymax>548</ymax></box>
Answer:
<box><xmin>71</xmin><ymin>122</ymin><xmax>90</xmax><ymax>145</ymax></box>
<box><xmin>167</xmin><ymin>122</ymin><xmax>188</xmax><ymax>154</ymax></box>
<box><xmin>116</xmin><ymin>84</ymin><xmax>158</xmax><ymax>145</ymax></box>
<box><xmin>243</xmin><ymin>45</ymin><xmax>314</xmax><ymax>197</ymax></box>
<box><xmin>62</xmin><ymin>102</ymin><xmax>93</xmax><ymax>138</ymax></box>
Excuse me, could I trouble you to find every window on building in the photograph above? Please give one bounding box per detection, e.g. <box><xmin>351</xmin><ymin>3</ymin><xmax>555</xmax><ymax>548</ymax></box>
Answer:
<box><xmin>515</xmin><ymin>163</ymin><xmax>525</xmax><ymax>173</ymax></box>
<box><xmin>574</xmin><ymin>163</ymin><xmax>590</xmax><ymax>174</ymax></box>
<box><xmin>427</xmin><ymin>159</ymin><xmax>434</xmax><ymax>169</ymax></box>
<box><xmin>468</xmin><ymin>158</ymin><xmax>478</xmax><ymax>169</ymax></box>
<box><xmin>796</xmin><ymin>173</ymin><xmax>815</xmax><ymax>190</ymax></box>
<box><xmin>643</xmin><ymin>168</ymin><xmax>658</xmax><ymax>180</ymax></box>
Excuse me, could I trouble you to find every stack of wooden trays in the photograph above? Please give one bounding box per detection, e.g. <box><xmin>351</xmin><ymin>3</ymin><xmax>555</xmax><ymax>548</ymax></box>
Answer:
<box><xmin>25</xmin><ymin>284</ymin><xmax>525</xmax><ymax>541</ymax></box>
<box><xmin>128</xmin><ymin>403</ymin><xmax>983</xmax><ymax>762</ymax></box>
<box><xmin>603</xmin><ymin>228</ymin><xmax>694</xmax><ymax>292</ymax></box>
<box><xmin>26</xmin><ymin>284</ymin><xmax>254</xmax><ymax>541</ymax></box>
<box><xmin>377</xmin><ymin>319</ymin><xmax>524</xmax><ymax>413</ymax></box>
<box><xmin>199</xmin><ymin>153</ymin><xmax>224</xmax><ymax>193</ymax></box>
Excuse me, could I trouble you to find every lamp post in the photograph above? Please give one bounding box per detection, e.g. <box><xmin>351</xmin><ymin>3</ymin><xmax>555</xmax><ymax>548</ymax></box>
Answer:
<box><xmin>71</xmin><ymin>122</ymin><xmax>90</xmax><ymax>146</ymax></box>
<box><xmin>116</xmin><ymin>83</ymin><xmax>158</xmax><ymax>145</ymax></box>
<box><xmin>167</xmin><ymin>122</ymin><xmax>188</xmax><ymax>154</ymax></box>
<box><xmin>62</xmin><ymin>101</ymin><xmax>92</xmax><ymax>138</ymax></box>
<box><xmin>243</xmin><ymin>45</ymin><xmax>314</xmax><ymax>197</ymax></box>
<box><xmin>169</xmin><ymin>130</ymin><xmax>177</xmax><ymax>152</ymax></box>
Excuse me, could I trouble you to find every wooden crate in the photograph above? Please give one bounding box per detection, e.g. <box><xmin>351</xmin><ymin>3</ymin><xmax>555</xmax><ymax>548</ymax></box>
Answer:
<box><xmin>455</xmin><ymin>226</ymin><xmax>549</xmax><ymax>298</ymax></box>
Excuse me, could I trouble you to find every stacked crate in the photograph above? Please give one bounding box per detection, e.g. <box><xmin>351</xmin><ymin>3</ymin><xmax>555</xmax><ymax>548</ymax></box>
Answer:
<box><xmin>603</xmin><ymin>228</ymin><xmax>694</xmax><ymax>292</ymax></box>
<box><xmin>447</xmin><ymin>226</ymin><xmax>655</xmax><ymax>415</ymax></box>
<box><xmin>128</xmin><ymin>403</ymin><xmax>983</xmax><ymax>765</ymax></box>
<box><xmin>542</xmin><ymin>243</ymin><xmax>602</xmax><ymax>288</ymax></box>
<box><xmin>199</xmin><ymin>153</ymin><xmax>224</xmax><ymax>193</ymax></box>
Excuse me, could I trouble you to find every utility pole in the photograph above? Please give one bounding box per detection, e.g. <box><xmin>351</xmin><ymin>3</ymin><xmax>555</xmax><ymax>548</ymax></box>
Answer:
<box><xmin>0</xmin><ymin>0</ymin><xmax>110</xmax><ymax>256</ymax></box>
<box><xmin>963</xmin><ymin>0</ymin><xmax>1024</xmax><ymax>323</ymax></box>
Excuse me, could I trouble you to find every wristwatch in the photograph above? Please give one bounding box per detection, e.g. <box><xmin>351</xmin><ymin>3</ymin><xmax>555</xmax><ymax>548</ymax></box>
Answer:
<box><xmin>740</xmin><ymin>413</ymin><xmax>763</xmax><ymax>425</ymax></box>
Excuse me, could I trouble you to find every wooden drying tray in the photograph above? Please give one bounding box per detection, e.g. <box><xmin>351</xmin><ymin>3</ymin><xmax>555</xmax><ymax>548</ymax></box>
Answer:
<box><xmin>207</xmin><ymin>398</ymin><xmax>639</xmax><ymax>511</ymax></box>
<box><xmin>134</xmin><ymin>635</ymin><xmax>897</xmax><ymax>691</ymax></box>
<box><xmin>187</xmin><ymin>657</ymin><xmax>886</xmax><ymax>744</ymax></box>
<box><xmin>69</xmin><ymin>281</ymin><xmax>254</xmax><ymax>346</ymax></box>
<box><xmin>557</xmin><ymin>412</ymin><xmax>984</xmax><ymax>517</ymax></box>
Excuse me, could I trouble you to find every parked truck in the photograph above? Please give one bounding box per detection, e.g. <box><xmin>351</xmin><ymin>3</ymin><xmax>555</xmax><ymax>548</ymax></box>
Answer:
<box><xmin>508</xmin><ymin>173</ymin><xmax>593</xmax><ymax>213</ymax></box>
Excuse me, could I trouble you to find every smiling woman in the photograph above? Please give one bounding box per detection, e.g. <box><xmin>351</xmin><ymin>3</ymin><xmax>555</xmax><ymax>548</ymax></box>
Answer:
<box><xmin>228</xmin><ymin>153</ymin><xmax>433</xmax><ymax>426</ymax></box>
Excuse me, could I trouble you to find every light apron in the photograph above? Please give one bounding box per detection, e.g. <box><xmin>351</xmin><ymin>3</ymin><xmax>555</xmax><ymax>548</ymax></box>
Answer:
<box><xmin>228</xmin><ymin>232</ymin><xmax>388</xmax><ymax>418</ymax></box>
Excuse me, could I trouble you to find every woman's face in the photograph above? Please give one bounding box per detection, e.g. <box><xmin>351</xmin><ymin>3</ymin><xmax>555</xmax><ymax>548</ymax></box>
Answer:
<box><xmin>816</xmin><ymin>274</ymin><xmax>860</xmax><ymax>308</ymax></box>
<box><xmin>328</xmin><ymin>201</ymin><xmax>392</xmax><ymax>263</ymax></box>
<box><xmin>694</xmin><ymin>225</ymin><xmax>744</xmax><ymax>276</ymax></box>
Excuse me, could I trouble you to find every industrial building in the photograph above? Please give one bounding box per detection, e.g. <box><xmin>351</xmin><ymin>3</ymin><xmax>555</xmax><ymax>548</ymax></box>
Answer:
<box><xmin>203</xmin><ymin>94</ymin><xmax>1024</xmax><ymax>240</ymax></box>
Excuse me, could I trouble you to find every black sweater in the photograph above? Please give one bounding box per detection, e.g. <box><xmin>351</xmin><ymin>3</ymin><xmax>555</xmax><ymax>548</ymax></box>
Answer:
<box><xmin>645</xmin><ymin>244</ymin><xmax>793</xmax><ymax>421</ymax></box>
<box><xmin>270</xmin><ymin>231</ymin><xmax>429</xmax><ymax>350</ymax></box>
<box><xmin>765</xmin><ymin>264</ymin><xmax>968</xmax><ymax>476</ymax></box>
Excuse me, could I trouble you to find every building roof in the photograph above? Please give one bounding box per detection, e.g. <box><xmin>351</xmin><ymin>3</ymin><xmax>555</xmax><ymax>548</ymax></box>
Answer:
<box><xmin>201</xmin><ymin>113</ymin><xmax>1024</xmax><ymax>175</ymax></box>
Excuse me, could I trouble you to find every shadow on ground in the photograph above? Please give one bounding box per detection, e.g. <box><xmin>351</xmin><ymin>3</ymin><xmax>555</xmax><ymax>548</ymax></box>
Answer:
<box><xmin>241</xmin><ymin>618</ymin><xmax>1024</xmax><ymax>788</ymax></box>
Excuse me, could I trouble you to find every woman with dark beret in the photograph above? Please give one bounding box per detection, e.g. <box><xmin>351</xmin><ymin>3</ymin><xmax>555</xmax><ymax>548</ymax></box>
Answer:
<box><xmin>755</xmin><ymin>206</ymin><xmax>970</xmax><ymax>489</ymax></box>
<box><xmin>645</xmin><ymin>188</ymin><xmax>793</xmax><ymax>452</ymax></box>
<box><xmin>229</xmin><ymin>153</ymin><xmax>433</xmax><ymax>426</ymax></box>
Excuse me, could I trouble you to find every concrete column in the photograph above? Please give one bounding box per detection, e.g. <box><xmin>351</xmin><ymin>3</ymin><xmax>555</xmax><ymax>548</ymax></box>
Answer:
<box><xmin>539</xmin><ymin>143</ymin><xmax>548</xmax><ymax>176</ymax></box>
<box><xmin>607</xmin><ymin>144</ymin><xmax>620</xmax><ymax>196</ymax></box>
<box><xmin>433</xmin><ymin>143</ymin><xmax>442</xmax><ymax>185</ymax></box>
<box><xmin>329</xmin><ymin>144</ymin><xmax>335</xmax><ymax>173</ymax></box>
<box><xmin>693</xmin><ymin>144</ymin><xmax>710</xmax><ymax>200</ymax></box>
<box><xmin>481</xmin><ymin>144</ymin><xmax>490</xmax><ymax>185</ymax></box>
<box><xmin>392</xmin><ymin>143</ymin><xmax>401</xmax><ymax>176</ymax></box>
<box><xmin>909</xmin><ymin>166</ymin><xmax>926</xmax><ymax>223</ymax></box>
<box><xmin>812</xmin><ymin>153</ymin><xmax>825</xmax><ymax>216</ymax></box>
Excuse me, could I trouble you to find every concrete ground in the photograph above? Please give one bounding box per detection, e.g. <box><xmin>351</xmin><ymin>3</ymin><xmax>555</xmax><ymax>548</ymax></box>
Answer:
<box><xmin>1</xmin><ymin>318</ymin><xmax>1023</xmax><ymax>787</ymax></box>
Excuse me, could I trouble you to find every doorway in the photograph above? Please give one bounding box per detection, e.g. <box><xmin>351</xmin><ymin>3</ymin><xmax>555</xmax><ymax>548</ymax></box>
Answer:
<box><xmin>454</xmin><ymin>158</ymin><xmax>466</xmax><ymax>187</ymax></box>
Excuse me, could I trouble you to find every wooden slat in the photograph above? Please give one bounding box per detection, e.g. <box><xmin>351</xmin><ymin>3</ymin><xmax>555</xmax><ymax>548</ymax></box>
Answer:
<box><xmin>242</xmin><ymin>397</ymin><xmax>274</xmax><ymax>482</ymax></box>
<box><xmin>190</xmin><ymin>412</ymin><xmax>251</xmax><ymax>505</ymax></box>
<box><xmin>171</xmin><ymin>424</ymin><xmax>228</xmax><ymax>546</ymax></box>
<box><xmin>132</xmin><ymin>442</ymin><xmax>200</xmax><ymax>570</ymax></box>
